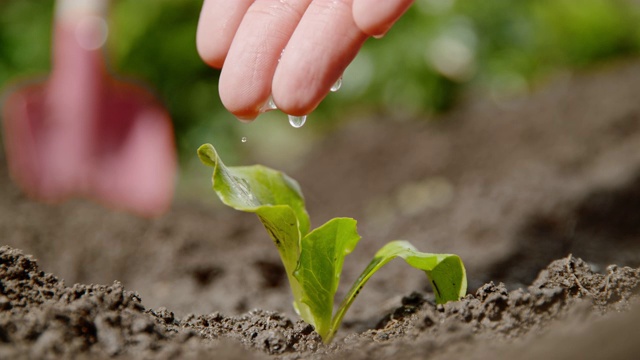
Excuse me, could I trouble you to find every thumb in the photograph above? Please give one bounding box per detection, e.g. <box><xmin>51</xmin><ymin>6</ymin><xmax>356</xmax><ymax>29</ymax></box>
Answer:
<box><xmin>352</xmin><ymin>0</ymin><xmax>414</xmax><ymax>37</ymax></box>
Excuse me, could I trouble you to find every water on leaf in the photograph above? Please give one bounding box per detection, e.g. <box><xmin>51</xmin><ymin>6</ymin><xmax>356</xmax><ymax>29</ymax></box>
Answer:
<box><xmin>241</xmin><ymin>137</ymin><xmax>247</xmax><ymax>143</ymax></box>
<box><xmin>288</xmin><ymin>115</ymin><xmax>307</xmax><ymax>128</ymax></box>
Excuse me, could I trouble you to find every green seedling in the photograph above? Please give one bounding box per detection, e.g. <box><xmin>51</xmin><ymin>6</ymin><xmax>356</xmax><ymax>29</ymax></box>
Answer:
<box><xmin>198</xmin><ymin>144</ymin><xmax>467</xmax><ymax>343</ymax></box>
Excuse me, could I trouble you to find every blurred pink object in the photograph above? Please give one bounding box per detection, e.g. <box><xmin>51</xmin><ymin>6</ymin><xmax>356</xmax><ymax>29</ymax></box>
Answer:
<box><xmin>1</xmin><ymin>0</ymin><xmax>176</xmax><ymax>217</ymax></box>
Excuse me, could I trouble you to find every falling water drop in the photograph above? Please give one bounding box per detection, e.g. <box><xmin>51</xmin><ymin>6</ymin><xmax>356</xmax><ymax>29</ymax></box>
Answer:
<box><xmin>330</xmin><ymin>77</ymin><xmax>343</xmax><ymax>92</ymax></box>
<box><xmin>241</xmin><ymin>137</ymin><xmax>247</xmax><ymax>143</ymax></box>
<box><xmin>288</xmin><ymin>115</ymin><xmax>307</xmax><ymax>128</ymax></box>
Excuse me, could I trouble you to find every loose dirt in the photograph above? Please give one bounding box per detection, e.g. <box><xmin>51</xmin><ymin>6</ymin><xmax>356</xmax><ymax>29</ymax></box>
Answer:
<box><xmin>0</xmin><ymin>247</ymin><xmax>638</xmax><ymax>359</ymax></box>
<box><xmin>2</xmin><ymin>59</ymin><xmax>640</xmax><ymax>359</ymax></box>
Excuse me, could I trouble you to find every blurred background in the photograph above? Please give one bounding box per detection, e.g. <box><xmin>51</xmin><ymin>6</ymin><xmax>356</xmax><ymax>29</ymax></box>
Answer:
<box><xmin>2</xmin><ymin>0</ymin><xmax>640</xmax><ymax>197</ymax></box>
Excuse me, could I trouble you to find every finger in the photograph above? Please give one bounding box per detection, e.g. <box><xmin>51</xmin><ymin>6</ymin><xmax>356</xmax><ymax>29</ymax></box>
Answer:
<box><xmin>272</xmin><ymin>0</ymin><xmax>368</xmax><ymax>116</ymax></box>
<box><xmin>352</xmin><ymin>0</ymin><xmax>414</xmax><ymax>37</ymax></box>
<box><xmin>196</xmin><ymin>0</ymin><xmax>253</xmax><ymax>68</ymax></box>
<box><xmin>219</xmin><ymin>0</ymin><xmax>313</xmax><ymax>120</ymax></box>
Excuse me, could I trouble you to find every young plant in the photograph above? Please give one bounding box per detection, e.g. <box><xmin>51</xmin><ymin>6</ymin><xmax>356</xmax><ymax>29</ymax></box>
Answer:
<box><xmin>198</xmin><ymin>144</ymin><xmax>467</xmax><ymax>343</ymax></box>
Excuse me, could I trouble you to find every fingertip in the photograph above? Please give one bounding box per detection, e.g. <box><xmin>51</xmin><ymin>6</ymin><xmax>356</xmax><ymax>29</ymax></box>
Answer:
<box><xmin>219</xmin><ymin>91</ymin><xmax>261</xmax><ymax>122</ymax></box>
<box><xmin>352</xmin><ymin>0</ymin><xmax>414</xmax><ymax>37</ymax></box>
<box><xmin>352</xmin><ymin>5</ymin><xmax>388</xmax><ymax>37</ymax></box>
<box><xmin>273</xmin><ymin>0</ymin><xmax>367</xmax><ymax>117</ymax></box>
<box><xmin>219</xmin><ymin>68</ymin><xmax>267</xmax><ymax>121</ymax></box>
<box><xmin>196</xmin><ymin>30</ymin><xmax>226</xmax><ymax>68</ymax></box>
<box><xmin>273</xmin><ymin>80</ymin><xmax>335</xmax><ymax>117</ymax></box>
<box><xmin>235</xmin><ymin>116</ymin><xmax>256</xmax><ymax>123</ymax></box>
<box><xmin>230</xmin><ymin>95</ymin><xmax>278</xmax><ymax>122</ymax></box>
<box><xmin>218</xmin><ymin>95</ymin><xmax>261</xmax><ymax>122</ymax></box>
<box><xmin>272</xmin><ymin>68</ymin><xmax>326</xmax><ymax>117</ymax></box>
<box><xmin>273</xmin><ymin>98</ymin><xmax>318</xmax><ymax>118</ymax></box>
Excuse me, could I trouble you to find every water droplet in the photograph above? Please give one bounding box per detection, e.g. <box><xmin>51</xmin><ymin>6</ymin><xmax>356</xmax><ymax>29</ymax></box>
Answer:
<box><xmin>241</xmin><ymin>137</ymin><xmax>247</xmax><ymax>143</ymax></box>
<box><xmin>232</xmin><ymin>176</ymin><xmax>257</xmax><ymax>206</ymax></box>
<box><xmin>288</xmin><ymin>115</ymin><xmax>307</xmax><ymax>128</ymax></box>
<box><xmin>260</xmin><ymin>96</ymin><xmax>277</xmax><ymax>113</ymax></box>
<box><xmin>330</xmin><ymin>77</ymin><xmax>343</xmax><ymax>92</ymax></box>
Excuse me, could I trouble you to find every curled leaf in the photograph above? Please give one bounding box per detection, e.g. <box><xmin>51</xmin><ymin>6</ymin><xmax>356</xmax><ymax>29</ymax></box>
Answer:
<box><xmin>198</xmin><ymin>144</ymin><xmax>312</xmax><ymax>319</ymax></box>
<box><xmin>326</xmin><ymin>240</ymin><xmax>467</xmax><ymax>343</ymax></box>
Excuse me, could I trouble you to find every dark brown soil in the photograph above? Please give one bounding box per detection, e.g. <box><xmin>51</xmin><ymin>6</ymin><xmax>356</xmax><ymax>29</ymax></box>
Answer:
<box><xmin>1</xmin><ymin>247</ymin><xmax>638</xmax><ymax>359</ymax></box>
<box><xmin>2</xmin><ymin>59</ymin><xmax>640</xmax><ymax>359</ymax></box>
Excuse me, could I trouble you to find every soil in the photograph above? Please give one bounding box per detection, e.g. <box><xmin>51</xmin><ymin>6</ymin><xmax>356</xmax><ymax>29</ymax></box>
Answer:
<box><xmin>2</xmin><ymin>59</ymin><xmax>640</xmax><ymax>359</ymax></box>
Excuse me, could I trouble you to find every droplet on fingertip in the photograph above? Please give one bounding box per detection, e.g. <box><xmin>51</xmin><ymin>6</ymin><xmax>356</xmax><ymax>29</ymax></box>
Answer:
<box><xmin>330</xmin><ymin>77</ymin><xmax>343</xmax><ymax>92</ymax></box>
<box><xmin>260</xmin><ymin>96</ymin><xmax>277</xmax><ymax>113</ymax></box>
<box><xmin>288</xmin><ymin>115</ymin><xmax>307</xmax><ymax>128</ymax></box>
<box><xmin>235</xmin><ymin>116</ymin><xmax>256</xmax><ymax>123</ymax></box>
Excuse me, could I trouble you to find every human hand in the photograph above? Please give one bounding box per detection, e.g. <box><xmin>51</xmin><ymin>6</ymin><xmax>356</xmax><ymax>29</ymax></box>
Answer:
<box><xmin>196</xmin><ymin>0</ymin><xmax>414</xmax><ymax>121</ymax></box>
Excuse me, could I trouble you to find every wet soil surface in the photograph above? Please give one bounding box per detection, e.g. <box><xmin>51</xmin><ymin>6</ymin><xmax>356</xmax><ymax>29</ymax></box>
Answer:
<box><xmin>2</xmin><ymin>59</ymin><xmax>640</xmax><ymax>359</ymax></box>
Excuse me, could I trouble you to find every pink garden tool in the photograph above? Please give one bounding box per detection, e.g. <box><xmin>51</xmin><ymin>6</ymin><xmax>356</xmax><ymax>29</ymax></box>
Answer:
<box><xmin>2</xmin><ymin>0</ymin><xmax>176</xmax><ymax>217</ymax></box>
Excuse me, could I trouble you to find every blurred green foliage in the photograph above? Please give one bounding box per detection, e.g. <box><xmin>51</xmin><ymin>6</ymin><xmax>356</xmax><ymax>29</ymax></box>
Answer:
<box><xmin>1</xmin><ymin>0</ymin><xmax>640</xmax><ymax>163</ymax></box>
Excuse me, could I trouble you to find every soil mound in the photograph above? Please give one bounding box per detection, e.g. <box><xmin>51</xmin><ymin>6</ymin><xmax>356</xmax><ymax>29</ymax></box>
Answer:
<box><xmin>1</xmin><ymin>246</ymin><xmax>638</xmax><ymax>359</ymax></box>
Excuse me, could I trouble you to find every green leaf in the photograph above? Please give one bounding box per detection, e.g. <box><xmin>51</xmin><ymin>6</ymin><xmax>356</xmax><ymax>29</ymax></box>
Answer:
<box><xmin>327</xmin><ymin>240</ymin><xmax>467</xmax><ymax>343</ymax></box>
<box><xmin>197</xmin><ymin>144</ymin><xmax>312</xmax><ymax>319</ymax></box>
<box><xmin>294</xmin><ymin>218</ymin><xmax>361</xmax><ymax>338</ymax></box>
<box><xmin>197</xmin><ymin>144</ymin><xmax>310</xmax><ymax>235</ymax></box>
